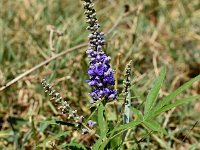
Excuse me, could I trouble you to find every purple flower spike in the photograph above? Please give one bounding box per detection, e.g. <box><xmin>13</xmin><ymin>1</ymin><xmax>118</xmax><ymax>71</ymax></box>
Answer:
<box><xmin>83</xmin><ymin>0</ymin><xmax>117</xmax><ymax>103</ymax></box>
<box><xmin>88</xmin><ymin>120</ymin><xmax>97</xmax><ymax>128</ymax></box>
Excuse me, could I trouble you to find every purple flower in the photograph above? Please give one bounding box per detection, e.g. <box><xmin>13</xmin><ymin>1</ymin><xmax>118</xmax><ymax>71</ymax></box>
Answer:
<box><xmin>83</xmin><ymin>0</ymin><xmax>117</xmax><ymax>103</ymax></box>
<box><xmin>89</xmin><ymin>88</ymin><xmax>117</xmax><ymax>102</ymax></box>
<box><xmin>88</xmin><ymin>120</ymin><xmax>97</xmax><ymax>128</ymax></box>
<box><xmin>82</xmin><ymin>128</ymin><xmax>88</xmax><ymax>134</ymax></box>
<box><xmin>85</xmin><ymin>45</ymin><xmax>117</xmax><ymax>103</ymax></box>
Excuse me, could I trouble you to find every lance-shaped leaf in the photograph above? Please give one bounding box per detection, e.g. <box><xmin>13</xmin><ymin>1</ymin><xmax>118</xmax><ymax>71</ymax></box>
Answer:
<box><xmin>144</xmin><ymin>67</ymin><xmax>166</xmax><ymax>116</ymax></box>
<box><xmin>153</xmin><ymin>74</ymin><xmax>200</xmax><ymax>114</ymax></box>
<box><xmin>152</xmin><ymin>95</ymin><xmax>200</xmax><ymax>117</ymax></box>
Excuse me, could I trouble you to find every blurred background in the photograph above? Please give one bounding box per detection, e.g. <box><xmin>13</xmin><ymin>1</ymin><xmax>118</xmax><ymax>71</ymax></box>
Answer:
<box><xmin>0</xmin><ymin>0</ymin><xmax>200</xmax><ymax>149</ymax></box>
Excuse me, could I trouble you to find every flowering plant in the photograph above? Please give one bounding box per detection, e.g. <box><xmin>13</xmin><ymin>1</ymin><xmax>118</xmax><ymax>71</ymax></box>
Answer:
<box><xmin>39</xmin><ymin>0</ymin><xmax>200</xmax><ymax>149</ymax></box>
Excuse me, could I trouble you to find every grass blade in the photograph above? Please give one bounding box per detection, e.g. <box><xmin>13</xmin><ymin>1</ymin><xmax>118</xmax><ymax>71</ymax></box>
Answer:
<box><xmin>93</xmin><ymin>135</ymin><xmax>105</xmax><ymax>150</ymax></box>
<box><xmin>98</xmin><ymin>102</ymin><xmax>106</xmax><ymax>136</ymax></box>
<box><xmin>144</xmin><ymin>67</ymin><xmax>166</xmax><ymax>115</ymax></box>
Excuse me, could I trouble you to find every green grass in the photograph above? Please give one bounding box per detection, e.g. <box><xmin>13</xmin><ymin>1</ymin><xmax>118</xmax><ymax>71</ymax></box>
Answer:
<box><xmin>0</xmin><ymin>0</ymin><xmax>200</xmax><ymax>149</ymax></box>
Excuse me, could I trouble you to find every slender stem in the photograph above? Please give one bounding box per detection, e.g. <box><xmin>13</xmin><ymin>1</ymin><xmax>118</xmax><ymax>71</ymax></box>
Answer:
<box><xmin>114</xmin><ymin>53</ymin><xmax>121</xmax><ymax>122</ymax></box>
<box><xmin>115</xmin><ymin>53</ymin><xmax>121</xmax><ymax>90</ymax></box>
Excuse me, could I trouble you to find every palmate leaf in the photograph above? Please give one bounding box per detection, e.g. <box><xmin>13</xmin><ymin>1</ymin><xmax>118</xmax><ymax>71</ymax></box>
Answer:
<box><xmin>151</xmin><ymin>95</ymin><xmax>200</xmax><ymax>117</ymax></box>
<box><xmin>151</xmin><ymin>74</ymin><xmax>200</xmax><ymax>116</ymax></box>
<box><xmin>144</xmin><ymin>67</ymin><xmax>166</xmax><ymax>116</ymax></box>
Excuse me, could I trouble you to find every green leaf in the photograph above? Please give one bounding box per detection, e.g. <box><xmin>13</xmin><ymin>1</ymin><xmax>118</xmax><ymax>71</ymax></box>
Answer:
<box><xmin>0</xmin><ymin>129</ymin><xmax>13</xmax><ymax>138</ymax></box>
<box><xmin>61</xmin><ymin>141</ymin><xmax>87</xmax><ymax>150</ymax></box>
<box><xmin>110</xmin><ymin>136</ymin><xmax>121</xmax><ymax>150</ymax></box>
<box><xmin>7</xmin><ymin>116</ymin><xmax>27</xmax><ymax>126</ymax></box>
<box><xmin>143</xmin><ymin>120</ymin><xmax>167</xmax><ymax>134</ymax></box>
<box><xmin>152</xmin><ymin>95</ymin><xmax>200</xmax><ymax>117</ymax></box>
<box><xmin>92</xmin><ymin>102</ymin><xmax>107</xmax><ymax>150</ymax></box>
<box><xmin>153</xmin><ymin>74</ymin><xmax>200</xmax><ymax>113</ymax></box>
<box><xmin>144</xmin><ymin>67</ymin><xmax>166</xmax><ymax>115</ymax></box>
<box><xmin>100</xmin><ymin>120</ymin><xmax>142</xmax><ymax>150</ymax></box>
<box><xmin>92</xmin><ymin>135</ymin><xmax>105</xmax><ymax>150</ymax></box>
<box><xmin>22</xmin><ymin>129</ymin><xmax>32</xmax><ymax>147</ymax></box>
<box><xmin>47</xmin><ymin>100</ymin><xmax>58</xmax><ymax>114</ymax></box>
<box><xmin>98</xmin><ymin>102</ymin><xmax>106</xmax><ymax>136</ymax></box>
<box><xmin>39</xmin><ymin>119</ymin><xmax>75</xmax><ymax>133</ymax></box>
<box><xmin>110</xmin><ymin>120</ymin><xmax>142</xmax><ymax>134</ymax></box>
<box><xmin>39</xmin><ymin>120</ymin><xmax>55</xmax><ymax>133</ymax></box>
<box><xmin>130</xmin><ymin>107</ymin><xmax>143</xmax><ymax>121</ymax></box>
<box><xmin>37</xmin><ymin>131</ymin><xmax>71</xmax><ymax>148</ymax></box>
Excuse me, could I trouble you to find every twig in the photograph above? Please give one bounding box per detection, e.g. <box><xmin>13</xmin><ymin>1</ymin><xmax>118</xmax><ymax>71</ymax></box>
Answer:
<box><xmin>0</xmin><ymin>43</ymin><xmax>87</xmax><ymax>92</ymax></box>
<box><xmin>114</xmin><ymin>53</ymin><xmax>121</xmax><ymax>90</ymax></box>
<box><xmin>114</xmin><ymin>53</ymin><xmax>121</xmax><ymax>122</ymax></box>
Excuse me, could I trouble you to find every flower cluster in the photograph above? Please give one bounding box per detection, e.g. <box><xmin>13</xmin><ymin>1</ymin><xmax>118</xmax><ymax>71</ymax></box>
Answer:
<box><xmin>122</xmin><ymin>60</ymin><xmax>132</xmax><ymax>97</ymax></box>
<box><xmin>41</xmin><ymin>79</ymin><xmax>84</xmax><ymax>123</ymax></box>
<box><xmin>88</xmin><ymin>120</ymin><xmax>97</xmax><ymax>128</ymax></box>
<box><xmin>83</xmin><ymin>0</ymin><xmax>117</xmax><ymax>103</ymax></box>
<box><xmin>82</xmin><ymin>120</ymin><xmax>97</xmax><ymax>134</ymax></box>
